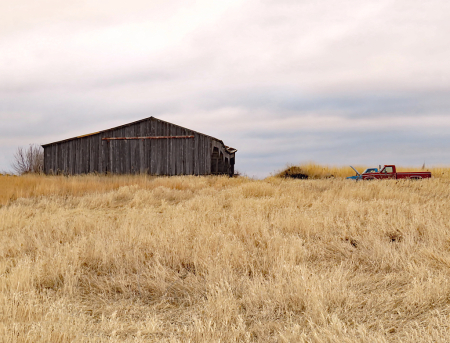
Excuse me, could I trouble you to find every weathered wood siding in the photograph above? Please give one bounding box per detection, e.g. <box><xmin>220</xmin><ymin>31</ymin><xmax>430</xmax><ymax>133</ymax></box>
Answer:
<box><xmin>43</xmin><ymin>117</ymin><xmax>235</xmax><ymax>176</ymax></box>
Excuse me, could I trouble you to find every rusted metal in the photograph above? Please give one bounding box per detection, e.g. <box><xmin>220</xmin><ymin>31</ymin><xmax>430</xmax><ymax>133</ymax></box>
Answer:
<box><xmin>77</xmin><ymin>132</ymin><xmax>100</xmax><ymax>139</ymax></box>
<box><xmin>102</xmin><ymin>135</ymin><xmax>195</xmax><ymax>141</ymax></box>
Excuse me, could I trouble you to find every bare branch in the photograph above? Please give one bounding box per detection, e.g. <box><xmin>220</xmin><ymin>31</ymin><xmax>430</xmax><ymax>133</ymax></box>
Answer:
<box><xmin>11</xmin><ymin>144</ymin><xmax>44</xmax><ymax>175</ymax></box>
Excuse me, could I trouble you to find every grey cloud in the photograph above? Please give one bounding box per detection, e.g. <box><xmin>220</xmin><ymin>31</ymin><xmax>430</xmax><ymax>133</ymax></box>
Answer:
<box><xmin>1</xmin><ymin>0</ymin><xmax>450</xmax><ymax>177</ymax></box>
<box><xmin>196</xmin><ymin>88</ymin><xmax>450</xmax><ymax>119</ymax></box>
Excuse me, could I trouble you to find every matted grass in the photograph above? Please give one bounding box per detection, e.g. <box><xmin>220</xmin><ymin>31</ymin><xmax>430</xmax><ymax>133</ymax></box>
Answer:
<box><xmin>1</xmin><ymin>173</ymin><xmax>450</xmax><ymax>342</ymax></box>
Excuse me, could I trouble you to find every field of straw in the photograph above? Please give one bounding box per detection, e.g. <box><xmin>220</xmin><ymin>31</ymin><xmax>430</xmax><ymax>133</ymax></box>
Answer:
<box><xmin>2</xmin><ymin>168</ymin><xmax>450</xmax><ymax>342</ymax></box>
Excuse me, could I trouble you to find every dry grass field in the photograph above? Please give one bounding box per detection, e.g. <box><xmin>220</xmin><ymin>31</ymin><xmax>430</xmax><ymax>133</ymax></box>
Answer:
<box><xmin>2</xmin><ymin>168</ymin><xmax>450</xmax><ymax>342</ymax></box>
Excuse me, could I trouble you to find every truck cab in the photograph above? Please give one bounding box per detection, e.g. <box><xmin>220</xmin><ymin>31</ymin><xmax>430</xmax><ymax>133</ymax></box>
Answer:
<box><xmin>377</xmin><ymin>165</ymin><xmax>396</xmax><ymax>179</ymax></box>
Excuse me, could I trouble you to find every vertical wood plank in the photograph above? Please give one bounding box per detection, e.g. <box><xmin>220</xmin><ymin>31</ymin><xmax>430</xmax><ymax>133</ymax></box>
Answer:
<box><xmin>52</xmin><ymin>145</ymin><xmax>56</xmax><ymax>174</ymax></box>
<box><xmin>178</xmin><ymin>127</ymin><xmax>183</xmax><ymax>175</ymax></box>
<box><xmin>46</xmin><ymin>146</ymin><xmax>51</xmax><ymax>174</ymax></box>
<box><xmin>89</xmin><ymin>137</ymin><xmax>94</xmax><ymax>173</ymax></box>
<box><xmin>100</xmin><ymin>138</ymin><xmax>104</xmax><ymax>173</ymax></box>
<box><xmin>79</xmin><ymin>139</ymin><xmax>83</xmax><ymax>174</ymax></box>
<box><xmin>176</xmin><ymin>126</ymin><xmax>181</xmax><ymax>175</ymax></box>
<box><xmin>72</xmin><ymin>140</ymin><xmax>76</xmax><ymax>175</ymax></box>
<box><xmin>92</xmin><ymin>135</ymin><xmax>101</xmax><ymax>173</ymax></box>
<box><xmin>150</xmin><ymin>119</ymin><xmax>157</xmax><ymax>174</ymax></box>
<box><xmin>156</xmin><ymin>121</ymin><xmax>161</xmax><ymax>175</ymax></box>
<box><xmin>161</xmin><ymin>121</ymin><xmax>166</xmax><ymax>175</ymax></box>
<box><xmin>120</xmin><ymin>128</ymin><xmax>125</xmax><ymax>173</ymax></box>
<box><xmin>198</xmin><ymin>135</ymin><xmax>202</xmax><ymax>175</ymax></box>
<box><xmin>164</xmin><ymin>122</ymin><xmax>169</xmax><ymax>175</ymax></box>
<box><xmin>199</xmin><ymin>135</ymin><xmax>203</xmax><ymax>175</ymax></box>
<box><xmin>148</xmin><ymin>119</ymin><xmax>152</xmax><ymax>173</ymax></box>
<box><xmin>105</xmin><ymin>135</ymin><xmax>110</xmax><ymax>174</ymax></box>
<box><xmin>166</xmin><ymin>123</ymin><xmax>171</xmax><ymax>175</ymax></box>
<box><xmin>81</xmin><ymin>138</ymin><xmax>85</xmax><ymax>174</ymax></box>
<box><xmin>84</xmin><ymin>138</ymin><xmax>89</xmax><ymax>174</ymax></box>
<box><xmin>73</xmin><ymin>140</ymin><xmax>77</xmax><ymax>174</ymax></box>
<box><xmin>139</xmin><ymin>122</ymin><xmax>144</xmax><ymax>173</ymax></box>
<box><xmin>146</xmin><ymin>119</ymin><xmax>151</xmax><ymax>174</ymax></box>
<box><xmin>170</xmin><ymin>124</ymin><xmax>175</xmax><ymax>175</ymax></box>
<box><xmin>187</xmin><ymin>131</ymin><xmax>193</xmax><ymax>175</ymax></box>
<box><xmin>203</xmin><ymin>136</ymin><xmax>207</xmax><ymax>175</ymax></box>
<box><xmin>66</xmin><ymin>142</ymin><xmax>70</xmax><ymax>174</ymax></box>
<box><xmin>116</xmin><ymin>129</ymin><xmax>121</xmax><ymax>173</ymax></box>
<box><xmin>133</xmin><ymin>124</ymin><xmax>139</xmax><ymax>173</ymax></box>
<box><xmin>207</xmin><ymin>139</ymin><xmax>212</xmax><ymax>174</ymax></box>
<box><xmin>62</xmin><ymin>142</ymin><xmax>66</xmax><ymax>173</ymax></box>
<box><xmin>133</xmin><ymin>125</ymin><xmax>139</xmax><ymax>173</ymax></box>
<box><xmin>110</xmin><ymin>140</ymin><xmax>114</xmax><ymax>174</ymax></box>
<box><xmin>194</xmin><ymin>133</ymin><xmax>199</xmax><ymax>175</ymax></box>
<box><xmin>125</xmin><ymin>125</ymin><xmax>132</xmax><ymax>174</ymax></box>
<box><xmin>178</xmin><ymin>129</ymin><xmax>184</xmax><ymax>175</ymax></box>
<box><xmin>55</xmin><ymin>144</ymin><xmax>59</xmax><ymax>173</ymax></box>
<box><xmin>171</xmin><ymin>126</ymin><xmax>175</xmax><ymax>175</ymax></box>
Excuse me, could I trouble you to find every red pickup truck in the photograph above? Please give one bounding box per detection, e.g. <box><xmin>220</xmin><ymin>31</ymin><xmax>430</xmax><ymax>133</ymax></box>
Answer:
<box><xmin>362</xmin><ymin>165</ymin><xmax>431</xmax><ymax>180</ymax></box>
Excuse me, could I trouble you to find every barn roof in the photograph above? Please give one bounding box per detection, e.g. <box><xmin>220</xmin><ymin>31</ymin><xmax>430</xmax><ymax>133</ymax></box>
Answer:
<box><xmin>42</xmin><ymin>116</ymin><xmax>236</xmax><ymax>153</ymax></box>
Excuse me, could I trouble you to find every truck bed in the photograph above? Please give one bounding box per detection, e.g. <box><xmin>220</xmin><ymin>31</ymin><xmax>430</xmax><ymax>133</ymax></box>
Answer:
<box><xmin>396</xmin><ymin>172</ymin><xmax>432</xmax><ymax>179</ymax></box>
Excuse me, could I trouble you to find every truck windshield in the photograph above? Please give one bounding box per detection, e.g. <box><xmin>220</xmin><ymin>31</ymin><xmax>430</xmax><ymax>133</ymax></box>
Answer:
<box><xmin>364</xmin><ymin>169</ymin><xmax>377</xmax><ymax>173</ymax></box>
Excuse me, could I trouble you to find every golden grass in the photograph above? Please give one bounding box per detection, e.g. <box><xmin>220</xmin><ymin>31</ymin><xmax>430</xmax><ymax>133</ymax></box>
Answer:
<box><xmin>0</xmin><ymin>174</ymin><xmax>212</xmax><ymax>207</ymax></box>
<box><xmin>275</xmin><ymin>162</ymin><xmax>450</xmax><ymax>179</ymax></box>
<box><xmin>2</xmin><ymin>173</ymin><xmax>450</xmax><ymax>342</ymax></box>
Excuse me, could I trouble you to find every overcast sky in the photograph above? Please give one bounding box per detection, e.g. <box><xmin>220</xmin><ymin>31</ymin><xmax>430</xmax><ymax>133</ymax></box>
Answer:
<box><xmin>1</xmin><ymin>0</ymin><xmax>449</xmax><ymax>177</ymax></box>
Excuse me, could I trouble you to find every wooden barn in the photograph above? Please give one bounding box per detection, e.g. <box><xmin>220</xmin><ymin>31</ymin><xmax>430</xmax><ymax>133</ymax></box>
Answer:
<box><xmin>42</xmin><ymin>117</ymin><xmax>237</xmax><ymax>176</ymax></box>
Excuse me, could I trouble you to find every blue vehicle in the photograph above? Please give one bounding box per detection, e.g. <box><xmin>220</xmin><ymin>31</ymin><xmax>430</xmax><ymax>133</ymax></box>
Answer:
<box><xmin>346</xmin><ymin>166</ymin><xmax>378</xmax><ymax>180</ymax></box>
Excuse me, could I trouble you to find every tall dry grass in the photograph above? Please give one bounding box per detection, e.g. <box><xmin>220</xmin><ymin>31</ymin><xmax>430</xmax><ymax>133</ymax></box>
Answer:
<box><xmin>0</xmin><ymin>174</ymin><xmax>207</xmax><ymax>206</ymax></box>
<box><xmin>1</xmin><ymin>173</ymin><xmax>450</xmax><ymax>342</ymax></box>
